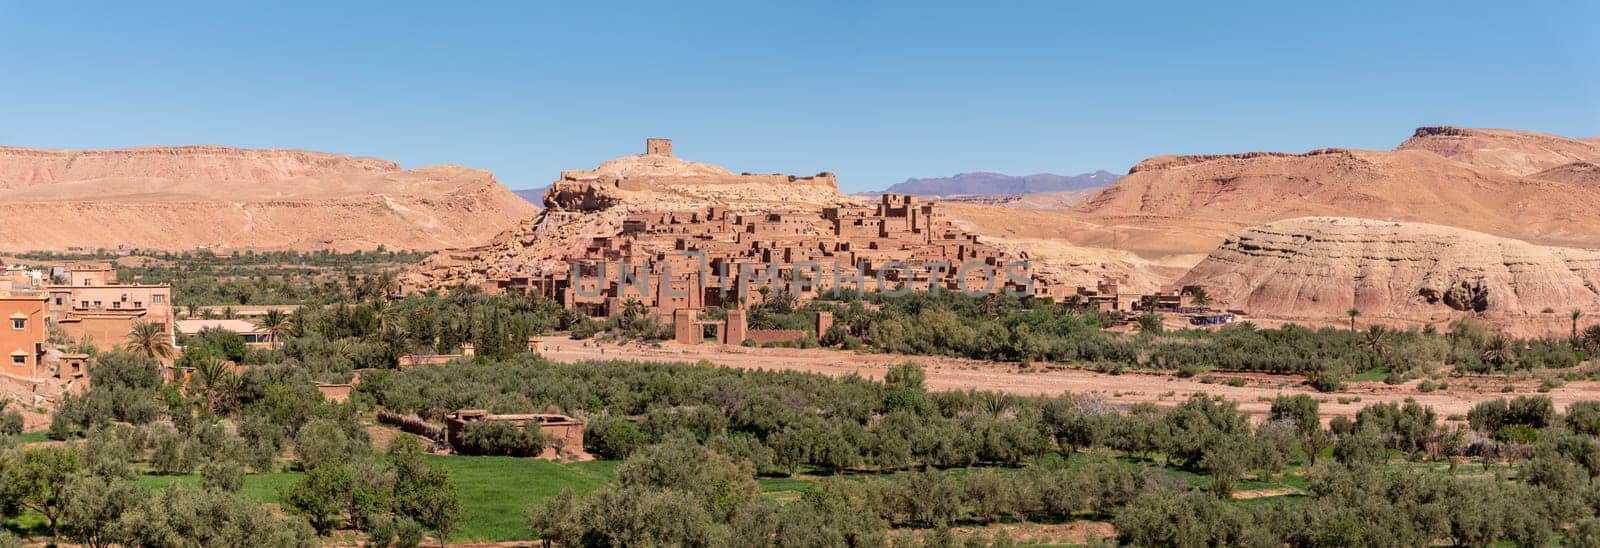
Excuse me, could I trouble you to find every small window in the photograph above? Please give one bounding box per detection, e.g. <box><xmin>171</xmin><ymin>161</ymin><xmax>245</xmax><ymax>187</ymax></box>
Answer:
<box><xmin>153</xmin><ymin>295</ymin><xmax>166</xmax><ymax>304</ymax></box>
<box><xmin>79</xmin><ymin>301</ymin><xmax>89</xmax><ymax>308</ymax></box>
<box><xmin>10</xmin><ymin>319</ymin><xmax>23</xmax><ymax>330</ymax></box>
<box><xmin>93</xmin><ymin>301</ymin><xmax>102</xmax><ymax>308</ymax></box>
<box><xmin>133</xmin><ymin>301</ymin><xmax>143</xmax><ymax>309</ymax></box>
<box><xmin>111</xmin><ymin>302</ymin><xmax>121</xmax><ymax>309</ymax></box>
<box><xmin>9</xmin><ymin>355</ymin><xmax>23</xmax><ymax>366</ymax></box>
<box><xmin>54</xmin><ymin>297</ymin><xmax>62</xmax><ymax>306</ymax></box>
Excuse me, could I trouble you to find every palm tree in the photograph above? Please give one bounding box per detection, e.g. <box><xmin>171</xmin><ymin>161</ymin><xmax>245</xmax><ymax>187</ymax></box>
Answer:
<box><xmin>124</xmin><ymin>321</ymin><xmax>175</xmax><ymax>362</ymax></box>
<box><xmin>1363</xmin><ymin>326</ymin><xmax>1392</xmax><ymax>364</ymax></box>
<box><xmin>191</xmin><ymin>356</ymin><xmax>236</xmax><ymax>413</ymax></box>
<box><xmin>621</xmin><ymin>299</ymin><xmax>648</xmax><ymax>324</ymax></box>
<box><xmin>1346</xmin><ymin>308</ymin><xmax>1360</xmax><ymax>331</ymax></box>
<box><xmin>184</xmin><ymin>303</ymin><xmax>201</xmax><ymax>319</ymax></box>
<box><xmin>1582</xmin><ymin>325</ymin><xmax>1600</xmax><ymax>355</ymax></box>
<box><xmin>980</xmin><ymin>294</ymin><xmax>1001</xmax><ymax>318</ymax></box>
<box><xmin>1063</xmin><ymin>294</ymin><xmax>1084</xmax><ymax>312</ymax></box>
<box><xmin>1190</xmin><ymin>288</ymin><xmax>1212</xmax><ymax>311</ymax></box>
<box><xmin>254</xmin><ymin>309</ymin><xmax>292</xmax><ymax>349</ymax></box>
<box><xmin>1572</xmin><ymin>310</ymin><xmax>1584</xmax><ymax>340</ymax></box>
<box><xmin>1482</xmin><ymin>336</ymin><xmax>1514</xmax><ymax>370</ymax></box>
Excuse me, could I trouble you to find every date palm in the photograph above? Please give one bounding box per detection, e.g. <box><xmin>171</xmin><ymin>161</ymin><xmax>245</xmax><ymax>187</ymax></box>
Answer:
<box><xmin>123</xmin><ymin>321</ymin><xmax>175</xmax><ymax>361</ymax></box>
<box><xmin>191</xmin><ymin>356</ymin><xmax>237</xmax><ymax>413</ymax></box>
<box><xmin>621</xmin><ymin>299</ymin><xmax>648</xmax><ymax>324</ymax></box>
<box><xmin>1582</xmin><ymin>325</ymin><xmax>1600</xmax><ymax>355</ymax></box>
<box><xmin>1346</xmin><ymin>308</ymin><xmax>1360</xmax><ymax>331</ymax></box>
<box><xmin>254</xmin><ymin>309</ymin><xmax>292</xmax><ymax>349</ymax></box>
<box><xmin>1363</xmin><ymin>326</ymin><xmax>1391</xmax><ymax>364</ymax></box>
<box><xmin>1482</xmin><ymin>336</ymin><xmax>1514</xmax><ymax>370</ymax></box>
<box><xmin>1189</xmin><ymin>288</ymin><xmax>1212</xmax><ymax>311</ymax></box>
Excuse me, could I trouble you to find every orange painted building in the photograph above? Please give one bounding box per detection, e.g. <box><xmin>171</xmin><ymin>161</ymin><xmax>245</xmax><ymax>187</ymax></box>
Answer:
<box><xmin>45</xmin><ymin>262</ymin><xmax>173</xmax><ymax>352</ymax></box>
<box><xmin>0</xmin><ymin>291</ymin><xmax>49</xmax><ymax>378</ymax></box>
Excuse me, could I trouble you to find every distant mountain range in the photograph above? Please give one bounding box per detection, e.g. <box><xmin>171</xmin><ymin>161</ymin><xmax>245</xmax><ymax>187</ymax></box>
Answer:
<box><xmin>870</xmin><ymin>170</ymin><xmax>1120</xmax><ymax>196</ymax></box>
<box><xmin>512</xmin><ymin>186</ymin><xmax>547</xmax><ymax>207</ymax></box>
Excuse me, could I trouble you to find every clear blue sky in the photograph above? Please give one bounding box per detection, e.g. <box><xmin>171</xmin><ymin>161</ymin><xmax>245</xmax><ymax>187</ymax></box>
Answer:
<box><xmin>2</xmin><ymin>1</ymin><xmax>1596</xmax><ymax>192</ymax></box>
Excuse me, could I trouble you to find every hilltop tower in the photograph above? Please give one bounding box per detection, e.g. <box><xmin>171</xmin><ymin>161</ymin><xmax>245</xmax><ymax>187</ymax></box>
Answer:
<box><xmin>645</xmin><ymin>138</ymin><xmax>673</xmax><ymax>157</ymax></box>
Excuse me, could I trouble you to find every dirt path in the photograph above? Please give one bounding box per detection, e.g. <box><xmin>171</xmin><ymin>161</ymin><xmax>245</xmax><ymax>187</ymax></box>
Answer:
<box><xmin>536</xmin><ymin>337</ymin><xmax>1600</xmax><ymax>420</ymax></box>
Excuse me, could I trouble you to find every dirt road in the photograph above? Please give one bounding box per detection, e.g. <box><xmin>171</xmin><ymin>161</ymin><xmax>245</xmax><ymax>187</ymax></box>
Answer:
<box><xmin>536</xmin><ymin>337</ymin><xmax>1600</xmax><ymax>420</ymax></box>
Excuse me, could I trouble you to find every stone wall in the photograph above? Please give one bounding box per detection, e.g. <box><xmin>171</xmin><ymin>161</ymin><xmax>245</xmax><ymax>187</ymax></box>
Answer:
<box><xmin>746</xmin><ymin>329</ymin><xmax>808</xmax><ymax>346</ymax></box>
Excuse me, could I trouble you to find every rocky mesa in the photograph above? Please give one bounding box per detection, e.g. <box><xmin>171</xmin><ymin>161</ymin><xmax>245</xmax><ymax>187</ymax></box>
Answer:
<box><xmin>1075</xmin><ymin>127</ymin><xmax>1600</xmax><ymax>248</ymax></box>
<box><xmin>0</xmin><ymin>145</ymin><xmax>537</xmax><ymax>251</ymax></box>
<box><xmin>1178</xmin><ymin>217</ymin><xmax>1600</xmax><ymax>332</ymax></box>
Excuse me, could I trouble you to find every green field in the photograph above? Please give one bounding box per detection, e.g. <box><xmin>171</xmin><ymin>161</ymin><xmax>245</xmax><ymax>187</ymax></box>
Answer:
<box><xmin>134</xmin><ymin>456</ymin><xmax>618</xmax><ymax>542</ymax></box>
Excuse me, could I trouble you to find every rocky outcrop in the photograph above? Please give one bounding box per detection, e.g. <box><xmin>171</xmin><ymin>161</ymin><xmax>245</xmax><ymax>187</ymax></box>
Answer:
<box><xmin>0</xmin><ymin>146</ymin><xmax>536</xmax><ymax>251</ymax></box>
<box><xmin>1397</xmin><ymin>126</ymin><xmax>1600</xmax><ymax>176</ymax></box>
<box><xmin>1529</xmin><ymin>162</ymin><xmax>1600</xmax><ymax>187</ymax></box>
<box><xmin>405</xmin><ymin>141</ymin><xmax>858</xmax><ymax>291</ymax></box>
<box><xmin>1075</xmin><ymin>127</ymin><xmax>1600</xmax><ymax>248</ymax></box>
<box><xmin>1178</xmin><ymin>217</ymin><xmax>1600</xmax><ymax>329</ymax></box>
<box><xmin>542</xmin><ymin>151</ymin><xmax>852</xmax><ymax>213</ymax></box>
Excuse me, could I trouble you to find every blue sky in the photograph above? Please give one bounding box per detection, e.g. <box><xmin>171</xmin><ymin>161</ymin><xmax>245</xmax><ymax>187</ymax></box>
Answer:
<box><xmin>2</xmin><ymin>1</ymin><xmax>1596</xmax><ymax>192</ymax></box>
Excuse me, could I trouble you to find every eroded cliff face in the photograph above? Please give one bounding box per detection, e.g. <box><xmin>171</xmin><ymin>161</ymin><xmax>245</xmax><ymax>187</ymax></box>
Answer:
<box><xmin>1179</xmin><ymin>217</ymin><xmax>1600</xmax><ymax>329</ymax></box>
<box><xmin>0</xmin><ymin>146</ymin><xmax>536</xmax><ymax>251</ymax></box>
<box><xmin>1397</xmin><ymin>126</ymin><xmax>1600</xmax><ymax>177</ymax></box>
<box><xmin>1075</xmin><ymin>127</ymin><xmax>1600</xmax><ymax>248</ymax></box>
<box><xmin>0</xmin><ymin>145</ymin><xmax>398</xmax><ymax>190</ymax></box>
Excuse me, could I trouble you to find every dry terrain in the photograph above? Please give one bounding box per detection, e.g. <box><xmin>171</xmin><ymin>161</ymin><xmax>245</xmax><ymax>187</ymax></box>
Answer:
<box><xmin>1075</xmin><ymin>126</ymin><xmax>1600</xmax><ymax>249</ymax></box>
<box><xmin>1179</xmin><ymin>217</ymin><xmax>1600</xmax><ymax>333</ymax></box>
<box><xmin>0</xmin><ymin>145</ymin><xmax>537</xmax><ymax>252</ymax></box>
<box><xmin>536</xmin><ymin>337</ymin><xmax>1599</xmax><ymax>421</ymax></box>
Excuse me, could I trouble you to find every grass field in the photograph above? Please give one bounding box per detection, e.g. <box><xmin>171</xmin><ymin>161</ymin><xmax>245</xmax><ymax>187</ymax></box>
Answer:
<box><xmin>135</xmin><ymin>456</ymin><xmax>620</xmax><ymax>542</ymax></box>
<box><xmin>25</xmin><ymin>449</ymin><xmax>1323</xmax><ymax>543</ymax></box>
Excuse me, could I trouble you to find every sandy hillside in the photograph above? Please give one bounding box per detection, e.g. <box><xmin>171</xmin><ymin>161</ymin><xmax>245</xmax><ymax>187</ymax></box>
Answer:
<box><xmin>406</xmin><ymin>145</ymin><xmax>858</xmax><ymax>291</ymax></box>
<box><xmin>0</xmin><ymin>145</ymin><xmax>537</xmax><ymax>251</ymax></box>
<box><xmin>1075</xmin><ymin>126</ymin><xmax>1600</xmax><ymax>248</ymax></box>
<box><xmin>1178</xmin><ymin>217</ymin><xmax>1600</xmax><ymax>333</ymax></box>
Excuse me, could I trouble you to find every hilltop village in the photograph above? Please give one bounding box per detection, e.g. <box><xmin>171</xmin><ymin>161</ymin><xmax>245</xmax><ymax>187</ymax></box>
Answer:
<box><xmin>432</xmin><ymin>139</ymin><xmax>1220</xmax><ymax>344</ymax></box>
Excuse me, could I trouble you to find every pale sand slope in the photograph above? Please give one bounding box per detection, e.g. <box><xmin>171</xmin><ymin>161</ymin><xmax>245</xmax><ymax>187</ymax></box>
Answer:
<box><xmin>1179</xmin><ymin>217</ymin><xmax>1600</xmax><ymax>334</ymax></box>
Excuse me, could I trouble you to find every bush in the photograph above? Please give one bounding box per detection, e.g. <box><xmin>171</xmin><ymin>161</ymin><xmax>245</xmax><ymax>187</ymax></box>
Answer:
<box><xmin>199</xmin><ymin>459</ymin><xmax>245</xmax><ymax>492</ymax></box>
<box><xmin>455</xmin><ymin>420</ymin><xmax>549</xmax><ymax>457</ymax></box>
<box><xmin>586</xmin><ymin>415</ymin><xmax>647</xmax><ymax>460</ymax></box>
<box><xmin>1494</xmin><ymin>425</ymin><xmax>1540</xmax><ymax>445</ymax></box>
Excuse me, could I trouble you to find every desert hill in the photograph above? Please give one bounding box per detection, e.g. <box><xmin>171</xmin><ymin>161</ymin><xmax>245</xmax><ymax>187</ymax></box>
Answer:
<box><xmin>1396</xmin><ymin>126</ymin><xmax>1600</xmax><ymax>176</ymax></box>
<box><xmin>1075</xmin><ymin>127</ymin><xmax>1600</xmax><ymax>248</ymax></box>
<box><xmin>1178</xmin><ymin>217</ymin><xmax>1600</xmax><ymax>332</ymax></box>
<box><xmin>543</xmin><ymin>143</ymin><xmax>853</xmax><ymax>213</ymax></box>
<box><xmin>0</xmin><ymin>145</ymin><xmax>537</xmax><ymax>251</ymax></box>
<box><xmin>512</xmin><ymin>187</ymin><xmax>549</xmax><ymax>206</ymax></box>
<box><xmin>406</xmin><ymin>139</ymin><xmax>859</xmax><ymax>290</ymax></box>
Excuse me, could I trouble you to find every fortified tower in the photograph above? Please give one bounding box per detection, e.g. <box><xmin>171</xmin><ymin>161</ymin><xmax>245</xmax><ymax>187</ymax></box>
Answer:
<box><xmin>646</xmin><ymin>138</ymin><xmax>673</xmax><ymax>157</ymax></box>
